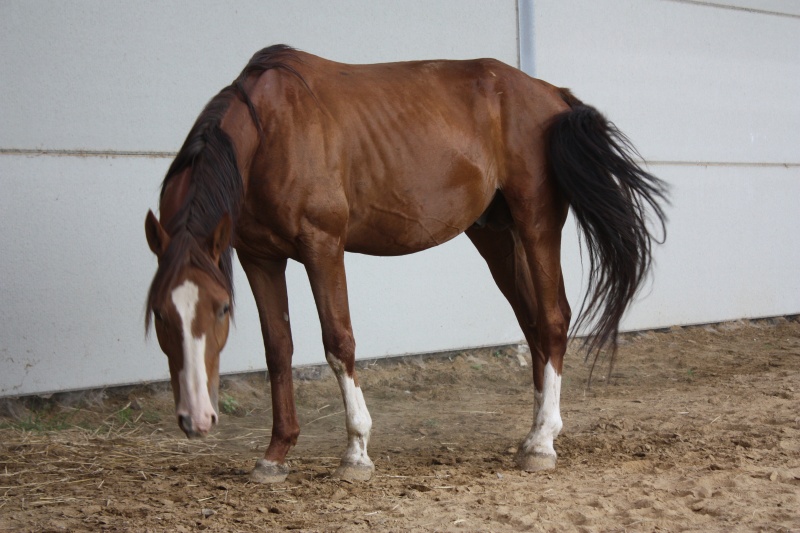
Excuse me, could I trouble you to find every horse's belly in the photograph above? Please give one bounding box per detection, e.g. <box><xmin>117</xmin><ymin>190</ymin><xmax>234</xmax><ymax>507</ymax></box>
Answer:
<box><xmin>344</xmin><ymin>175</ymin><xmax>493</xmax><ymax>256</ymax></box>
<box><xmin>344</xmin><ymin>215</ymin><xmax>466</xmax><ymax>256</ymax></box>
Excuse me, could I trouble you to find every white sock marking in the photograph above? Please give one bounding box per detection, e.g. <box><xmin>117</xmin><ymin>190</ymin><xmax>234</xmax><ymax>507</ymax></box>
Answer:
<box><xmin>171</xmin><ymin>280</ymin><xmax>216</xmax><ymax>433</ymax></box>
<box><xmin>326</xmin><ymin>353</ymin><xmax>373</xmax><ymax>467</ymax></box>
<box><xmin>521</xmin><ymin>360</ymin><xmax>563</xmax><ymax>457</ymax></box>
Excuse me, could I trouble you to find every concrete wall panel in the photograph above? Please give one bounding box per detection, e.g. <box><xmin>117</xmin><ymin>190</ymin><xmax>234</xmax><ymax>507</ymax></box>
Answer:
<box><xmin>531</xmin><ymin>0</ymin><xmax>800</xmax><ymax>164</ymax></box>
<box><xmin>0</xmin><ymin>1</ymin><xmax>518</xmax><ymax>153</ymax></box>
<box><xmin>2</xmin><ymin>0</ymin><xmax>798</xmax><ymax>396</ymax></box>
<box><xmin>0</xmin><ymin>1</ymin><xmax>521</xmax><ymax>396</ymax></box>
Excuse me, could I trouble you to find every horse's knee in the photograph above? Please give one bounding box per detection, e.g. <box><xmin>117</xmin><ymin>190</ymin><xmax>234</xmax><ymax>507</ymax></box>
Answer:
<box><xmin>265</xmin><ymin>336</ymin><xmax>294</xmax><ymax>372</ymax></box>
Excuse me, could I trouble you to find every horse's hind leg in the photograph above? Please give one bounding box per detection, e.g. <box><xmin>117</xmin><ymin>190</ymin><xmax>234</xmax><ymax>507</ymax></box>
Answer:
<box><xmin>300</xmin><ymin>237</ymin><xmax>374</xmax><ymax>481</ymax></box>
<box><xmin>466</xmin><ymin>225</ymin><xmax>541</xmax><ymax>357</ymax></box>
<box><xmin>511</xmin><ymin>187</ymin><xmax>571</xmax><ymax>470</ymax></box>
<box><xmin>467</xmin><ymin>222</ymin><xmax>570</xmax><ymax>470</ymax></box>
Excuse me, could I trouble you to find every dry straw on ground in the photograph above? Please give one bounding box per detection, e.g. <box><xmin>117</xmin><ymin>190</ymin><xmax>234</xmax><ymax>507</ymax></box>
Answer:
<box><xmin>2</xmin><ymin>317</ymin><xmax>799</xmax><ymax>531</ymax></box>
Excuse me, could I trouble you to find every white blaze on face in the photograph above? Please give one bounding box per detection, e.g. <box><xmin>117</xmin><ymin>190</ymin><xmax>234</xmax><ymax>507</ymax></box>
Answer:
<box><xmin>521</xmin><ymin>360</ymin><xmax>563</xmax><ymax>457</ymax></box>
<box><xmin>326</xmin><ymin>353</ymin><xmax>373</xmax><ymax>467</ymax></box>
<box><xmin>171</xmin><ymin>280</ymin><xmax>216</xmax><ymax>435</ymax></box>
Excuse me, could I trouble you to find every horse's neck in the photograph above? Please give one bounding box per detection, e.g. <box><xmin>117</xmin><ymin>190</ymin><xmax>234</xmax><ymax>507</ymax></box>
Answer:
<box><xmin>159</xmin><ymin>102</ymin><xmax>257</xmax><ymax>229</ymax></box>
<box><xmin>159</xmin><ymin>168</ymin><xmax>192</xmax><ymax>226</ymax></box>
<box><xmin>220</xmin><ymin>97</ymin><xmax>262</xmax><ymax>195</ymax></box>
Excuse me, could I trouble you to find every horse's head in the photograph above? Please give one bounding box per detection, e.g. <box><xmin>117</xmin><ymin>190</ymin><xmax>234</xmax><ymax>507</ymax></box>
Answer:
<box><xmin>144</xmin><ymin>210</ymin><xmax>233</xmax><ymax>438</ymax></box>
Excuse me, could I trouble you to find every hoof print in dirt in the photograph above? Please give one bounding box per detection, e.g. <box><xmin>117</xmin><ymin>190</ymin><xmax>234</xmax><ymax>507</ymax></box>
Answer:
<box><xmin>250</xmin><ymin>459</ymin><xmax>290</xmax><ymax>484</ymax></box>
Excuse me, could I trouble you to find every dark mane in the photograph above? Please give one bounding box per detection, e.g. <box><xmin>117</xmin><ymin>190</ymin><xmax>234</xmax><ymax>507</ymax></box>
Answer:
<box><xmin>146</xmin><ymin>45</ymin><xmax>306</xmax><ymax>330</ymax></box>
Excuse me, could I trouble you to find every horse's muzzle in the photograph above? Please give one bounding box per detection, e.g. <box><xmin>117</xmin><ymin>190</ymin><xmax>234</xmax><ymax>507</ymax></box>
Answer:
<box><xmin>178</xmin><ymin>413</ymin><xmax>217</xmax><ymax>439</ymax></box>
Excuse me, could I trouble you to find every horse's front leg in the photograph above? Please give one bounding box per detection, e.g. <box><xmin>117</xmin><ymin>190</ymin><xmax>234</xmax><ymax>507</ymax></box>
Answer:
<box><xmin>239</xmin><ymin>256</ymin><xmax>298</xmax><ymax>483</ymax></box>
<box><xmin>301</xmin><ymin>237</ymin><xmax>374</xmax><ymax>481</ymax></box>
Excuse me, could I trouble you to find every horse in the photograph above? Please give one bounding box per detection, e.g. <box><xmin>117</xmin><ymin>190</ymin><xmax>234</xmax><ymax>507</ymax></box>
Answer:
<box><xmin>144</xmin><ymin>45</ymin><xmax>667</xmax><ymax>483</ymax></box>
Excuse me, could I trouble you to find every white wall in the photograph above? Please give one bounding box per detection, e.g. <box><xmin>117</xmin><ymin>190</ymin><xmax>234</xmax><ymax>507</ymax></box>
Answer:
<box><xmin>1</xmin><ymin>1</ymin><xmax>519</xmax><ymax>152</ymax></box>
<box><xmin>2</xmin><ymin>1</ymin><xmax>798</xmax><ymax>397</ymax></box>
<box><xmin>528</xmin><ymin>0</ymin><xmax>800</xmax><ymax>330</ymax></box>
<box><xmin>0</xmin><ymin>1</ymin><xmax>521</xmax><ymax>396</ymax></box>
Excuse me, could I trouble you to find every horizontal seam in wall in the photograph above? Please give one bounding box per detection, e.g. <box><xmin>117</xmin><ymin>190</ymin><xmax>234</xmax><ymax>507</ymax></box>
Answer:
<box><xmin>664</xmin><ymin>0</ymin><xmax>800</xmax><ymax>19</ymax></box>
<box><xmin>2</xmin><ymin>149</ymin><xmax>799</xmax><ymax>169</ymax></box>
<box><xmin>0</xmin><ymin>148</ymin><xmax>177</xmax><ymax>158</ymax></box>
<box><xmin>645</xmin><ymin>161</ymin><xmax>800</xmax><ymax>168</ymax></box>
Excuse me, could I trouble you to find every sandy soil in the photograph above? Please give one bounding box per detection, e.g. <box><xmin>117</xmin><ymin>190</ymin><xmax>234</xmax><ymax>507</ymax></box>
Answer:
<box><xmin>1</xmin><ymin>317</ymin><xmax>798</xmax><ymax>532</ymax></box>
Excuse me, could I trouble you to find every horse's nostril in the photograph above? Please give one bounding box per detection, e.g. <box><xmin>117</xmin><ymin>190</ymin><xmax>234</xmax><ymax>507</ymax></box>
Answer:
<box><xmin>211</xmin><ymin>412</ymin><xmax>218</xmax><ymax>426</ymax></box>
<box><xmin>178</xmin><ymin>414</ymin><xmax>193</xmax><ymax>434</ymax></box>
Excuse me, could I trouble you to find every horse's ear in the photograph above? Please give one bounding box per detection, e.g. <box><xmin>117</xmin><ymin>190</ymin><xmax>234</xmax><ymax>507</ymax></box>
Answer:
<box><xmin>145</xmin><ymin>210</ymin><xmax>170</xmax><ymax>257</ymax></box>
<box><xmin>208</xmin><ymin>213</ymin><xmax>232</xmax><ymax>265</ymax></box>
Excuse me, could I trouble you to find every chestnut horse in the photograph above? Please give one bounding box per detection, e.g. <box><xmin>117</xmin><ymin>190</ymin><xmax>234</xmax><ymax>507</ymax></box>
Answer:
<box><xmin>145</xmin><ymin>45</ymin><xmax>667</xmax><ymax>483</ymax></box>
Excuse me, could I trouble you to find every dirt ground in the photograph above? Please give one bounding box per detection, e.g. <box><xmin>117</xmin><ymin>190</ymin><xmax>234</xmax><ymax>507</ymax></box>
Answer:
<box><xmin>1</xmin><ymin>318</ymin><xmax>799</xmax><ymax>532</ymax></box>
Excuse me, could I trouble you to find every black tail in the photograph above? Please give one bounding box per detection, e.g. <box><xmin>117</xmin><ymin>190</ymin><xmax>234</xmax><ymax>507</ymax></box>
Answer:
<box><xmin>546</xmin><ymin>98</ymin><xmax>668</xmax><ymax>377</ymax></box>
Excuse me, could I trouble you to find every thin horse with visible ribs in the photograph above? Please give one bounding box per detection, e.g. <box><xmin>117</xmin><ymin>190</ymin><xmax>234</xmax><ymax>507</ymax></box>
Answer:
<box><xmin>144</xmin><ymin>45</ymin><xmax>667</xmax><ymax>483</ymax></box>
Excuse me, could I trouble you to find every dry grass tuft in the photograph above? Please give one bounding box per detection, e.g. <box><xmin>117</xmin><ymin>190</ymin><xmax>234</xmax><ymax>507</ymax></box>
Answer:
<box><xmin>0</xmin><ymin>421</ymin><xmax>235</xmax><ymax>513</ymax></box>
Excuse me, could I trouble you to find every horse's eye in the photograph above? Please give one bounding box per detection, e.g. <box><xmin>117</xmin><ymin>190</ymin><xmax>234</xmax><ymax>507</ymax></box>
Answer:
<box><xmin>218</xmin><ymin>303</ymin><xmax>231</xmax><ymax>319</ymax></box>
<box><xmin>154</xmin><ymin>310</ymin><xmax>165</xmax><ymax>322</ymax></box>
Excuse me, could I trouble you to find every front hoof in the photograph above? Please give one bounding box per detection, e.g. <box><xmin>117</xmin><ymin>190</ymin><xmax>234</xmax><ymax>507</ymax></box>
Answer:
<box><xmin>515</xmin><ymin>451</ymin><xmax>557</xmax><ymax>472</ymax></box>
<box><xmin>250</xmin><ymin>458</ymin><xmax>290</xmax><ymax>484</ymax></box>
<box><xmin>334</xmin><ymin>462</ymin><xmax>374</xmax><ymax>482</ymax></box>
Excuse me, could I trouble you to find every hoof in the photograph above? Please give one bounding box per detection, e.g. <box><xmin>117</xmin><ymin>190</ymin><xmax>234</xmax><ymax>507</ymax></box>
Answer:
<box><xmin>334</xmin><ymin>462</ymin><xmax>374</xmax><ymax>482</ymax></box>
<box><xmin>250</xmin><ymin>458</ymin><xmax>290</xmax><ymax>484</ymax></box>
<box><xmin>515</xmin><ymin>451</ymin><xmax>557</xmax><ymax>472</ymax></box>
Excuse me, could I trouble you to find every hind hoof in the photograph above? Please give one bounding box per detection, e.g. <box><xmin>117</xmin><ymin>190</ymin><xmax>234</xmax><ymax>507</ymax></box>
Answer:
<box><xmin>335</xmin><ymin>462</ymin><xmax>374</xmax><ymax>481</ymax></box>
<box><xmin>516</xmin><ymin>451</ymin><xmax>557</xmax><ymax>472</ymax></box>
<box><xmin>250</xmin><ymin>459</ymin><xmax>290</xmax><ymax>484</ymax></box>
